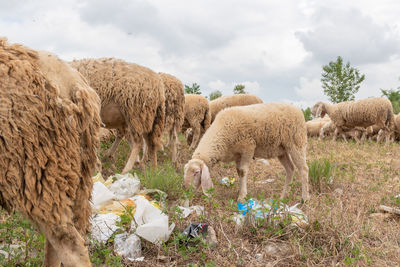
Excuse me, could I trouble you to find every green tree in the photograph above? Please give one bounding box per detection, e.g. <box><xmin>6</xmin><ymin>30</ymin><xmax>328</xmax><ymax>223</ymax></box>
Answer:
<box><xmin>233</xmin><ymin>84</ymin><xmax>247</xmax><ymax>94</ymax></box>
<box><xmin>184</xmin><ymin>83</ymin><xmax>201</xmax><ymax>94</ymax></box>
<box><xmin>302</xmin><ymin>107</ymin><xmax>312</xmax><ymax>121</ymax></box>
<box><xmin>381</xmin><ymin>81</ymin><xmax>400</xmax><ymax>114</ymax></box>
<box><xmin>321</xmin><ymin>56</ymin><xmax>365</xmax><ymax>103</ymax></box>
<box><xmin>209</xmin><ymin>90</ymin><xmax>222</xmax><ymax>100</ymax></box>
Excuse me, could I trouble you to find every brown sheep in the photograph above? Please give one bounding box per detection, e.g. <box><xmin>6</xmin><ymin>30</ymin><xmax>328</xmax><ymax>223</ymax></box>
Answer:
<box><xmin>182</xmin><ymin>94</ymin><xmax>211</xmax><ymax>150</ymax></box>
<box><xmin>71</xmin><ymin>58</ymin><xmax>165</xmax><ymax>173</ymax></box>
<box><xmin>209</xmin><ymin>94</ymin><xmax>263</xmax><ymax>122</ymax></box>
<box><xmin>0</xmin><ymin>39</ymin><xmax>100</xmax><ymax>266</ymax></box>
<box><xmin>158</xmin><ymin>72</ymin><xmax>185</xmax><ymax>164</ymax></box>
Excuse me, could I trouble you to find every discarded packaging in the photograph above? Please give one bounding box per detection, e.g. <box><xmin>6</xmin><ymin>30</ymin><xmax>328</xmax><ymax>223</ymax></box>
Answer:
<box><xmin>92</xmin><ymin>182</ymin><xmax>115</xmax><ymax>209</ymax></box>
<box><xmin>177</xmin><ymin>205</ymin><xmax>204</xmax><ymax>218</ymax></box>
<box><xmin>218</xmin><ymin>177</ymin><xmax>236</xmax><ymax>186</ymax></box>
<box><xmin>181</xmin><ymin>223</ymin><xmax>218</xmax><ymax>248</ymax></box>
<box><xmin>91</xmin><ymin>213</ymin><xmax>120</xmax><ymax>243</ymax></box>
<box><xmin>235</xmin><ymin>198</ymin><xmax>308</xmax><ymax>229</ymax></box>
<box><xmin>114</xmin><ymin>233</ymin><xmax>142</xmax><ymax>259</ymax></box>
<box><xmin>132</xmin><ymin>195</ymin><xmax>175</xmax><ymax>244</ymax></box>
<box><xmin>97</xmin><ymin>199</ymin><xmax>136</xmax><ymax>216</ymax></box>
<box><xmin>109</xmin><ymin>173</ymin><xmax>141</xmax><ymax>199</ymax></box>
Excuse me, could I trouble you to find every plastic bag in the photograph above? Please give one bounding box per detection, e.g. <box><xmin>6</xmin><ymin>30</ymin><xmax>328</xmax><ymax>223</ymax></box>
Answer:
<box><xmin>109</xmin><ymin>173</ymin><xmax>141</xmax><ymax>199</ymax></box>
<box><xmin>114</xmin><ymin>233</ymin><xmax>142</xmax><ymax>259</ymax></box>
<box><xmin>131</xmin><ymin>195</ymin><xmax>175</xmax><ymax>244</ymax></box>
<box><xmin>92</xmin><ymin>182</ymin><xmax>115</xmax><ymax>209</ymax></box>
<box><xmin>177</xmin><ymin>205</ymin><xmax>204</xmax><ymax>218</ymax></box>
<box><xmin>91</xmin><ymin>213</ymin><xmax>120</xmax><ymax>243</ymax></box>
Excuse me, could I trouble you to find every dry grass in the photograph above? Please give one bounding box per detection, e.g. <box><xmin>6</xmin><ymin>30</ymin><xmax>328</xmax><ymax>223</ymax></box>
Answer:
<box><xmin>2</xmin><ymin>137</ymin><xmax>400</xmax><ymax>266</ymax></box>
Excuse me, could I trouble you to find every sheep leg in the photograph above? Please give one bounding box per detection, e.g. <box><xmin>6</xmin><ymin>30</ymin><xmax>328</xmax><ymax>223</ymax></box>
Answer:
<box><xmin>287</xmin><ymin>147</ymin><xmax>310</xmax><ymax>201</ymax></box>
<box><xmin>143</xmin><ymin>134</ymin><xmax>158</xmax><ymax>168</ymax></box>
<box><xmin>189</xmin><ymin>125</ymin><xmax>201</xmax><ymax>150</ymax></box>
<box><xmin>42</xmin><ymin>225</ymin><xmax>90</xmax><ymax>267</ymax></box>
<box><xmin>103</xmin><ymin>134</ymin><xmax>123</xmax><ymax>162</ymax></box>
<box><xmin>170</xmin><ymin>126</ymin><xmax>178</xmax><ymax>165</ymax></box>
<box><xmin>235</xmin><ymin>152</ymin><xmax>254</xmax><ymax>202</ymax></box>
<box><xmin>44</xmin><ymin>240</ymin><xmax>61</xmax><ymax>266</ymax></box>
<box><xmin>277</xmin><ymin>152</ymin><xmax>295</xmax><ymax>200</ymax></box>
<box><xmin>121</xmin><ymin>135</ymin><xmax>142</xmax><ymax>174</ymax></box>
<box><xmin>140</xmin><ymin>137</ymin><xmax>148</xmax><ymax>163</ymax></box>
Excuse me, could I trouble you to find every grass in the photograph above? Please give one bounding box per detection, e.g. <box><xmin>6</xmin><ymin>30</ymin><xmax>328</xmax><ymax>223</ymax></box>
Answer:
<box><xmin>2</xmin><ymin>136</ymin><xmax>400</xmax><ymax>266</ymax></box>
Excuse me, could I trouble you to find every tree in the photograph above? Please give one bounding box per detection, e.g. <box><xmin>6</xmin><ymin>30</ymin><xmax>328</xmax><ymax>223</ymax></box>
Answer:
<box><xmin>185</xmin><ymin>83</ymin><xmax>201</xmax><ymax>94</ymax></box>
<box><xmin>233</xmin><ymin>84</ymin><xmax>247</xmax><ymax>94</ymax></box>
<box><xmin>321</xmin><ymin>56</ymin><xmax>365</xmax><ymax>103</ymax></box>
<box><xmin>381</xmin><ymin>81</ymin><xmax>400</xmax><ymax>114</ymax></box>
<box><xmin>209</xmin><ymin>90</ymin><xmax>222</xmax><ymax>101</ymax></box>
<box><xmin>302</xmin><ymin>107</ymin><xmax>312</xmax><ymax>121</ymax></box>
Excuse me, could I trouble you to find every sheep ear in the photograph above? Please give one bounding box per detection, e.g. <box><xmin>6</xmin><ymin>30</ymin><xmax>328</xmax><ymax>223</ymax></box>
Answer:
<box><xmin>200</xmin><ymin>163</ymin><xmax>213</xmax><ymax>195</ymax></box>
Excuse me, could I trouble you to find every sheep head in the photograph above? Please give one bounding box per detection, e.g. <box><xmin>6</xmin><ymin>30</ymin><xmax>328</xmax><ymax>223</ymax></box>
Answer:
<box><xmin>312</xmin><ymin>102</ymin><xmax>326</xmax><ymax>118</ymax></box>
<box><xmin>183</xmin><ymin>158</ymin><xmax>214</xmax><ymax>196</ymax></box>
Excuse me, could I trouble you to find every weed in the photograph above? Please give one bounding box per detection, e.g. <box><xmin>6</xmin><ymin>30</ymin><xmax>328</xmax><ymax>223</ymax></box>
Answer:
<box><xmin>308</xmin><ymin>158</ymin><xmax>335</xmax><ymax>193</ymax></box>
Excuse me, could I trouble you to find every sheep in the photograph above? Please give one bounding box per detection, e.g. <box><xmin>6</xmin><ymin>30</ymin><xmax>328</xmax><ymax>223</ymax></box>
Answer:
<box><xmin>312</xmin><ymin>98</ymin><xmax>394</xmax><ymax>143</ymax></box>
<box><xmin>71</xmin><ymin>58</ymin><xmax>165</xmax><ymax>173</ymax></box>
<box><xmin>209</xmin><ymin>94</ymin><xmax>263</xmax><ymax>122</ymax></box>
<box><xmin>319</xmin><ymin>120</ymin><xmax>336</xmax><ymax>140</ymax></box>
<box><xmin>158</xmin><ymin>72</ymin><xmax>185</xmax><ymax>164</ymax></box>
<box><xmin>306</xmin><ymin>117</ymin><xmax>330</xmax><ymax>138</ymax></box>
<box><xmin>183</xmin><ymin>103</ymin><xmax>310</xmax><ymax>202</ymax></box>
<box><xmin>393</xmin><ymin>114</ymin><xmax>400</xmax><ymax>141</ymax></box>
<box><xmin>182</xmin><ymin>94</ymin><xmax>211</xmax><ymax>150</ymax></box>
<box><xmin>0</xmin><ymin>39</ymin><xmax>101</xmax><ymax>266</ymax></box>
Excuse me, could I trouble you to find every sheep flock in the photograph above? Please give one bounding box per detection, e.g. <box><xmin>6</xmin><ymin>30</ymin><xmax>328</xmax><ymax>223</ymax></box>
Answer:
<box><xmin>1</xmin><ymin>38</ymin><xmax>400</xmax><ymax>266</ymax></box>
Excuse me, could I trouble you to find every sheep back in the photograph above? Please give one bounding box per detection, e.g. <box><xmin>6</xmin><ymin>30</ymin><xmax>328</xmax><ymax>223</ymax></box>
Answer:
<box><xmin>209</xmin><ymin>94</ymin><xmax>263</xmax><ymax>122</ymax></box>
<box><xmin>183</xmin><ymin>94</ymin><xmax>211</xmax><ymax>131</ymax></box>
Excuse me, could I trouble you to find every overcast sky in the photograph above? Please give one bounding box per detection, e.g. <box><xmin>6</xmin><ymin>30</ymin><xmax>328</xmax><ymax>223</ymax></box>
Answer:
<box><xmin>1</xmin><ymin>0</ymin><xmax>400</xmax><ymax>107</ymax></box>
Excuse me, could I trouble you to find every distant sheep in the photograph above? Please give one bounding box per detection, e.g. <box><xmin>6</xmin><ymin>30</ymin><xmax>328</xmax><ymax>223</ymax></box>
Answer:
<box><xmin>182</xmin><ymin>94</ymin><xmax>211</xmax><ymax>150</ymax></box>
<box><xmin>183</xmin><ymin>103</ymin><xmax>310</xmax><ymax>201</ymax></box>
<box><xmin>306</xmin><ymin>117</ymin><xmax>330</xmax><ymax>138</ymax></box>
<box><xmin>71</xmin><ymin>58</ymin><xmax>165</xmax><ymax>173</ymax></box>
<box><xmin>209</xmin><ymin>94</ymin><xmax>263</xmax><ymax>122</ymax></box>
<box><xmin>312</xmin><ymin>98</ymin><xmax>394</xmax><ymax>143</ymax></box>
<box><xmin>0</xmin><ymin>39</ymin><xmax>101</xmax><ymax>266</ymax></box>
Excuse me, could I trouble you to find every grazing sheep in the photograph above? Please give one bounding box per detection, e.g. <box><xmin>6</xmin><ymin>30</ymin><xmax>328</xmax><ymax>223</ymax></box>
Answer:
<box><xmin>158</xmin><ymin>72</ymin><xmax>185</xmax><ymax>164</ymax></box>
<box><xmin>209</xmin><ymin>94</ymin><xmax>263</xmax><ymax>122</ymax></box>
<box><xmin>0</xmin><ymin>39</ymin><xmax>100</xmax><ymax>266</ymax></box>
<box><xmin>319</xmin><ymin>120</ymin><xmax>336</xmax><ymax>140</ymax></box>
<box><xmin>71</xmin><ymin>58</ymin><xmax>165</xmax><ymax>173</ymax></box>
<box><xmin>306</xmin><ymin>117</ymin><xmax>330</xmax><ymax>137</ymax></box>
<box><xmin>393</xmin><ymin>114</ymin><xmax>400</xmax><ymax>141</ymax></box>
<box><xmin>312</xmin><ymin>98</ymin><xmax>394</xmax><ymax>143</ymax></box>
<box><xmin>182</xmin><ymin>94</ymin><xmax>211</xmax><ymax>150</ymax></box>
<box><xmin>183</xmin><ymin>103</ymin><xmax>310</xmax><ymax>202</ymax></box>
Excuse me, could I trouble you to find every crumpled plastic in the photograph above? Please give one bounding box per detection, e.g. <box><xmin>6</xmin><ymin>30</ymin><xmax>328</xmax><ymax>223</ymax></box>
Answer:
<box><xmin>91</xmin><ymin>213</ymin><xmax>120</xmax><ymax>243</ymax></box>
<box><xmin>131</xmin><ymin>195</ymin><xmax>175</xmax><ymax>244</ymax></box>
<box><xmin>234</xmin><ymin>198</ymin><xmax>308</xmax><ymax>229</ymax></box>
<box><xmin>109</xmin><ymin>173</ymin><xmax>141</xmax><ymax>199</ymax></box>
<box><xmin>114</xmin><ymin>233</ymin><xmax>142</xmax><ymax>260</ymax></box>
<box><xmin>176</xmin><ymin>205</ymin><xmax>204</xmax><ymax>218</ymax></box>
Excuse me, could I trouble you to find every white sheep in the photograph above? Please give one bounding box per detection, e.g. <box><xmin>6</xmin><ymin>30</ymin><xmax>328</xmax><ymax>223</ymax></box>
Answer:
<box><xmin>312</xmin><ymin>98</ymin><xmax>394</xmax><ymax>143</ymax></box>
<box><xmin>183</xmin><ymin>103</ymin><xmax>310</xmax><ymax>202</ymax></box>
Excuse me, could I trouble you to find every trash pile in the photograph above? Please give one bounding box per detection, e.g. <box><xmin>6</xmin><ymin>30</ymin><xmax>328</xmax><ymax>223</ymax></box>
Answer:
<box><xmin>233</xmin><ymin>198</ymin><xmax>308</xmax><ymax>229</ymax></box>
<box><xmin>90</xmin><ymin>173</ymin><xmax>175</xmax><ymax>261</ymax></box>
<box><xmin>218</xmin><ymin>177</ymin><xmax>236</xmax><ymax>186</ymax></box>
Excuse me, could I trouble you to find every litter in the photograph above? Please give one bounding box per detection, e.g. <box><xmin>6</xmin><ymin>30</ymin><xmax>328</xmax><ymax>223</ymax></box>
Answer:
<box><xmin>181</xmin><ymin>223</ymin><xmax>218</xmax><ymax>248</ymax></box>
<box><xmin>114</xmin><ymin>233</ymin><xmax>142</xmax><ymax>260</ymax></box>
<box><xmin>234</xmin><ymin>198</ymin><xmax>308</xmax><ymax>229</ymax></box>
<box><xmin>176</xmin><ymin>205</ymin><xmax>204</xmax><ymax>218</ymax></box>
<box><xmin>92</xmin><ymin>182</ymin><xmax>115</xmax><ymax>209</ymax></box>
<box><xmin>218</xmin><ymin>177</ymin><xmax>236</xmax><ymax>186</ymax></box>
<box><xmin>109</xmin><ymin>173</ymin><xmax>141</xmax><ymax>199</ymax></box>
<box><xmin>97</xmin><ymin>199</ymin><xmax>136</xmax><ymax>216</ymax></box>
<box><xmin>91</xmin><ymin>213</ymin><xmax>120</xmax><ymax>243</ymax></box>
<box><xmin>131</xmin><ymin>195</ymin><xmax>175</xmax><ymax>244</ymax></box>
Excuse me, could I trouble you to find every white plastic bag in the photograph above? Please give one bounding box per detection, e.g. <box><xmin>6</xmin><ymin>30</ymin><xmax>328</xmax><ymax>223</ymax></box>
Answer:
<box><xmin>131</xmin><ymin>195</ymin><xmax>175</xmax><ymax>244</ymax></box>
<box><xmin>92</xmin><ymin>182</ymin><xmax>115</xmax><ymax>209</ymax></box>
<box><xmin>91</xmin><ymin>213</ymin><xmax>120</xmax><ymax>243</ymax></box>
<box><xmin>109</xmin><ymin>173</ymin><xmax>141</xmax><ymax>199</ymax></box>
<box><xmin>177</xmin><ymin>205</ymin><xmax>204</xmax><ymax>218</ymax></box>
<box><xmin>114</xmin><ymin>233</ymin><xmax>142</xmax><ymax>259</ymax></box>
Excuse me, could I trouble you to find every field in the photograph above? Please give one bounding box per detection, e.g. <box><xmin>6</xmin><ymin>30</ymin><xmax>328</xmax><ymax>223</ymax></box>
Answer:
<box><xmin>1</xmin><ymin>136</ymin><xmax>400</xmax><ymax>266</ymax></box>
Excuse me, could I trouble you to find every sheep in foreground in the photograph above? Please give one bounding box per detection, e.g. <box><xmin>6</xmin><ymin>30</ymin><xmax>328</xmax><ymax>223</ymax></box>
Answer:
<box><xmin>71</xmin><ymin>58</ymin><xmax>165</xmax><ymax>173</ymax></box>
<box><xmin>306</xmin><ymin>117</ymin><xmax>330</xmax><ymax>138</ymax></box>
<box><xmin>0</xmin><ymin>39</ymin><xmax>101</xmax><ymax>266</ymax></box>
<box><xmin>312</xmin><ymin>98</ymin><xmax>394</xmax><ymax>143</ymax></box>
<box><xmin>182</xmin><ymin>94</ymin><xmax>211</xmax><ymax>150</ymax></box>
<box><xmin>158</xmin><ymin>72</ymin><xmax>185</xmax><ymax>163</ymax></box>
<box><xmin>209</xmin><ymin>94</ymin><xmax>263</xmax><ymax>122</ymax></box>
<box><xmin>183</xmin><ymin>103</ymin><xmax>310</xmax><ymax>201</ymax></box>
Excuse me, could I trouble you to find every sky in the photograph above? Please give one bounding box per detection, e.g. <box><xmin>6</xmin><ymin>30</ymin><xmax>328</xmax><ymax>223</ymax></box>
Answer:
<box><xmin>1</xmin><ymin>0</ymin><xmax>400</xmax><ymax>108</ymax></box>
